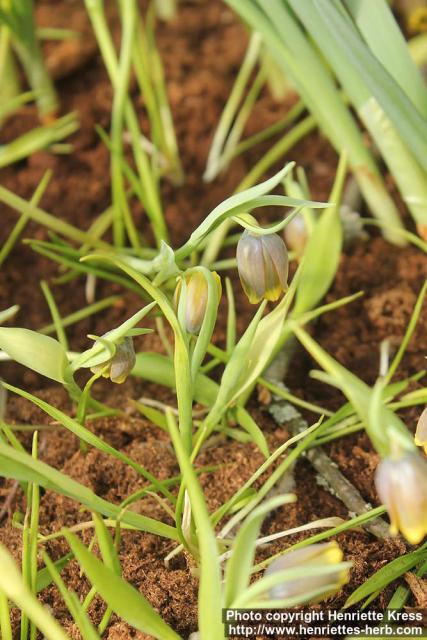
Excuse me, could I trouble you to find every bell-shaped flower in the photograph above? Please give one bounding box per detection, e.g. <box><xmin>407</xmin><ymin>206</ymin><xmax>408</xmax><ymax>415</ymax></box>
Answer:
<box><xmin>70</xmin><ymin>304</ymin><xmax>154</xmax><ymax>383</ymax></box>
<box><xmin>236</xmin><ymin>230</ymin><xmax>288</xmax><ymax>304</ymax></box>
<box><xmin>90</xmin><ymin>336</ymin><xmax>136</xmax><ymax>384</ymax></box>
<box><xmin>283</xmin><ymin>214</ymin><xmax>307</xmax><ymax>258</ymax></box>
<box><xmin>174</xmin><ymin>270</ymin><xmax>221</xmax><ymax>335</ymax></box>
<box><xmin>264</xmin><ymin>541</ymin><xmax>350</xmax><ymax>604</ymax></box>
<box><xmin>375</xmin><ymin>451</ymin><xmax>427</xmax><ymax>544</ymax></box>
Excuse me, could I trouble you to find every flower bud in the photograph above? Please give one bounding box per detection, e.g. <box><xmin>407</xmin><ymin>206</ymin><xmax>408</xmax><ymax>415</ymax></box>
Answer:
<box><xmin>91</xmin><ymin>336</ymin><xmax>135</xmax><ymax>384</ymax></box>
<box><xmin>236</xmin><ymin>230</ymin><xmax>288</xmax><ymax>304</ymax></box>
<box><xmin>283</xmin><ymin>214</ymin><xmax>308</xmax><ymax>258</ymax></box>
<box><xmin>415</xmin><ymin>407</ymin><xmax>427</xmax><ymax>453</ymax></box>
<box><xmin>264</xmin><ymin>541</ymin><xmax>349</xmax><ymax>603</ymax></box>
<box><xmin>174</xmin><ymin>271</ymin><xmax>222</xmax><ymax>335</ymax></box>
<box><xmin>375</xmin><ymin>451</ymin><xmax>427</xmax><ymax>544</ymax></box>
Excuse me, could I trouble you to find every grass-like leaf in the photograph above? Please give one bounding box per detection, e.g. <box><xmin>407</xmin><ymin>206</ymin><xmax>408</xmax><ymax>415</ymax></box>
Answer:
<box><xmin>0</xmin><ymin>543</ymin><xmax>69</xmax><ymax>640</ymax></box>
<box><xmin>293</xmin><ymin>152</ymin><xmax>346</xmax><ymax>314</ymax></box>
<box><xmin>224</xmin><ymin>495</ymin><xmax>294</xmax><ymax>607</ymax></box>
<box><xmin>42</xmin><ymin>551</ymin><xmax>101</xmax><ymax>640</ymax></box>
<box><xmin>291</xmin><ymin>324</ymin><xmax>410</xmax><ymax>457</ymax></box>
<box><xmin>0</xmin><ymin>442</ymin><xmax>178</xmax><ymax>540</ymax></box>
<box><xmin>166</xmin><ymin>411</ymin><xmax>224</xmax><ymax>639</ymax></box>
<box><xmin>314</xmin><ymin>0</ymin><xmax>427</xmax><ymax>169</ymax></box>
<box><xmin>64</xmin><ymin>530</ymin><xmax>181</xmax><ymax>639</ymax></box>
<box><xmin>344</xmin><ymin>545</ymin><xmax>427</xmax><ymax>608</ymax></box>
<box><xmin>2</xmin><ymin>382</ymin><xmax>175</xmax><ymax>502</ymax></box>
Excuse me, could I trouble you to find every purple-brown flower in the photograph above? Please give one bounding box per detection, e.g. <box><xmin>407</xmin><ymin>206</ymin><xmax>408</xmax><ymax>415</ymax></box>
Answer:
<box><xmin>236</xmin><ymin>230</ymin><xmax>288</xmax><ymax>304</ymax></box>
<box><xmin>375</xmin><ymin>451</ymin><xmax>427</xmax><ymax>544</ymax></box>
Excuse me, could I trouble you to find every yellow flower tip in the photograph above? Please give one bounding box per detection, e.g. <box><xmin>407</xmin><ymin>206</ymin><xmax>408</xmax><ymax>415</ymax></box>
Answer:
<box><xmin>408</xmin><ymin>7</ymin><xmax>427</xmax><ymax>34</ymax></box>
<box><xmin>263</xmin><ymin>285</ymin><xmax>284</xmax><ymax>303</ymax></box>
<box><xmin>323</xmin><ymin>542</ymin><xmax>343</xmax><ymax>566</ymax></box>
<box><xmin>338</xmin><ymin>566</ymin><xmax>351</xmax><ymax>588</ymax></box>
<box><xmin>417</xmin><ymin>223</ymin><xmax>427</xmax><ymax>242</ymax></box>
<box><xmin>401</xmin><ymin>526</ymin><xmax>426</xmax><ymax>546</ymax></box>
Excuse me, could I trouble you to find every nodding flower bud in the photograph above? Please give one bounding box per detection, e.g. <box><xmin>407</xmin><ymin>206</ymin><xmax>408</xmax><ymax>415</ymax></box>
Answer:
<box><xmin>236</xmin><ymin>230</ymin><xmax>288</xmax><ymax>304</ymax></box>
<box><xmin>283</xmin><ymin>214</ymin><xmax>308</xmax><ymax>258</ymax></box>
<box><xmin>174</xmin><ymin>271</ymin><xmax>222</xmax><ymax>335</ymax></box>
<box><xmin>264</xmin><ymin>542</ymin><xmax>349</xmax><ymax>604</ymax></box>
<box><xmin>91</xmin><ymin>336</ymin><xmax>136</xmax><ymax>384</ymax></box>
<box><xmin>375</xmin><ymin>451</ymin><xmax>427</xmax><ymax>544</ymax></box>
<box><xmin>415</xmin><ymin>407</ymin><xmax>427</xmax><ymax>454</ymax></box>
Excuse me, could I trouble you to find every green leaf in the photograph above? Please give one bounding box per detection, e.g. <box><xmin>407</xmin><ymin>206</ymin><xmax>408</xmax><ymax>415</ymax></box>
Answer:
<box><xmin>166</xmin><ymin>412</ymin><xmax>223</xmax><ymax>640</ymax></box>
<box><xmin>0</xmin><ymin>306</ymin><xmax>19</xmax><ymax>324</ymax></box>
<box><xmin>344</xmin><ymin>546</ymin><xmax>427</xmax><ymax>608</ymax></box>
<box><xmin>292</xmin><ymin>325</ymin><xmax>412</xmax><ymax>456</ymax></box>
<box><xmin>42</xmin><ymin>551</ymin><xmax>101</xmax><ymax>640</ymax></box>
<box><xmin>224</xmin><ymin>496</ymin><xmax>293</xmax><ymax>607</ymax></box>
<box><xmin>0</xmin><ymin>543</ymin><xmax>69</xmax><ymax>640</ymax></box>
<box><xmin>0</xmin><ymin>591</ymin><xmax>12</xmax><ymax>640</ymax></box>
<box><xmin>344</xmin><ymin>0</ymin><xmax>427</xmax><ymax>117</ymax></box>
<box><xmin>234</xmin><ymin>407</ymin><xmax>269</xmax><ymax>458</ymax></box>
<box><xmin>2</xmin><ymin>382</ymin><xmax>174</xmax><ymax>502</ymax></box>
<box><xmin>0</xmin><ymin>329</ymin><xmax>71</xmax><ymax>383</ymax></box>
<box><xmin>92</xmin><ymin>512</ymin><xmax>121</xmax><ymax>575</ymax></box>
<box><xmin>313</xmin><ymin>0</ymin><xmax>427</xmax><ymax>169</ymax></box>
<box><xmin>0</xmin><ymin>442</ymin><xmax>178</xmax><ymax>540</ymax></box>
<box><xmin>36</xmin><ymin>553</ymin><xmax>73</xmax><ymax>593</ymax></box>
<box><xmin>175</xmin><ymin>164</ymin><xmax>328</xmax><ymax>260</ymax></box>
<box><xmin>64</xmin><ymin>530</ymin><xmax>181</xmax><ymax>640</ymax></box>
<box><xmin>229</xmin><ymin>292</ymin><xmax>294</xmax><ymax>405</ymax></box>
<box><xmin>133</xmin><ymin>352</ymin><xmax>218</xmax><ymax>407</ymax></box>
<box><xmin>293</xmin><ymin>152</ymin><xmax>346</xmax><ymax>315</ymax></box>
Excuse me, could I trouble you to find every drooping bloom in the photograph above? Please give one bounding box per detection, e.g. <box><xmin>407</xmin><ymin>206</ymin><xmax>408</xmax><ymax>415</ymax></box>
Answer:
<box><xmin>236</xmin><ymin>230</ymin><xmax>288</xmax><ymax>304</ymax></box>
<box><xmin>264</xmin><ymin>541</ymin><xmax>350</xmax><ymax>604</ymax></box>
<box><xmin>415</xmin><ymin>407</ymin><xmax>427</xmax><ymax>454</ymax></box>
<box><xmin>283</xmin><ymin>215</ymin><xmax>308</xmax><ymax>258</ymax></box>
<box><xmin>375</xmin><ymin>451</ymin><xmax>427</xmax><ymax>544</ymax></box>
<box><xmin>174</xmin><ymin>270</ymin><xmax>222</xmax><ymax>334</ymax></box>
<box><xmin>90</xmin><ymin>336</ymin><xmax>136</xmax><ymax>384</ymax></box>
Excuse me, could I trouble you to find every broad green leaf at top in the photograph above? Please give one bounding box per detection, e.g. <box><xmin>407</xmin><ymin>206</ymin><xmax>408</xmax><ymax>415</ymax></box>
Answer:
<box><xmin>0</xmin><ymin>329</ymin><xmax>71</xmax><ymax>383</ymax></box>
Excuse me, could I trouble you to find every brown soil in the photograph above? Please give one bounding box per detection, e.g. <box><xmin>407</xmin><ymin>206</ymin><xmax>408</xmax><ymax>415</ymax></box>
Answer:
<box><xmin>0</xmin><ymin>1</ymin><xmax>426</xmax><ymax>639</ymax></box>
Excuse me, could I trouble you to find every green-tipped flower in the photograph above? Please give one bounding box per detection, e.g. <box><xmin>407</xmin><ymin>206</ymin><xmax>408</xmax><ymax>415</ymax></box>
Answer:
<box><xmin>375</xmin><ymin>451</ymin><xmax>427</xmax><ymax>544</ymax></box>
<box><xmin>415</xmin><ymin>407</ymin><xmax>427</xmax><ymax>454</ymax></box>
<box><xmin>174</xmin><ymin>270</ymin><xmax>222</xmax><ymax>334</ymax></box>
<box><xmin>90</xmin><ymin>336</ymin><xmax>136</xmax><ymax>384</ymax></box>
<box><xmin>265</xmin><ymin>541</ymin><xmax>350</xmax><ymax>603</ymax></box>
<box><xmin>236</xmin><ymin>230</ymin><xmax>288</xmax><ymax>304</ymax></box>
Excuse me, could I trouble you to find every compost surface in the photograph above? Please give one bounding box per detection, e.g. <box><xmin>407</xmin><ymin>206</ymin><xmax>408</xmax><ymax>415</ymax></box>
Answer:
<box><xmin>1</xmin><ymin>1</ymin><xmax>426</xmax><ymax>638</ymax></box>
